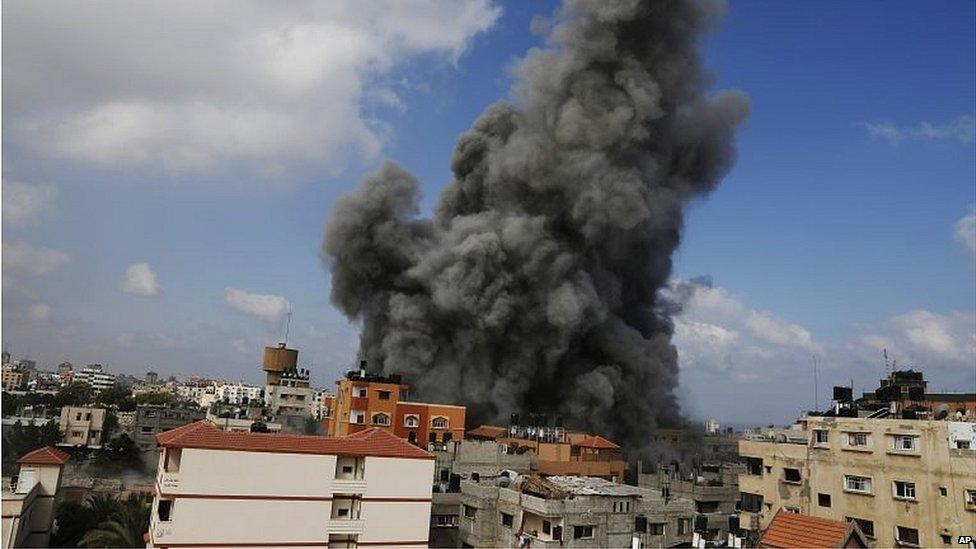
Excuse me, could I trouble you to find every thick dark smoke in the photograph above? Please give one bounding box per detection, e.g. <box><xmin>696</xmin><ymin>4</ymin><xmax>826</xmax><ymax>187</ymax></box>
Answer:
<box><xmin>323</xmin><ymin>0</ymin><xmax>748</xmax><ymax>452</ymax></box>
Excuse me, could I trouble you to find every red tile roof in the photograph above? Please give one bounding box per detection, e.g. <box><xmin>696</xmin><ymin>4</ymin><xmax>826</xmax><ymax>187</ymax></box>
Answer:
<box><xmin>759</xmin><ymin>510</ymin><xmax>863</xmax><ymax>548</ymax></box>
<box><xmin>576</xmin><ymin>435</ymin><xmax>620</xmax><ymax>450</ymax></box>
<box><xmin>466</xmin><ymin>425</ymin><xmax>506</xmax><ymax>440</ymax></box>
<box><xmin>18</xmin><ymin>445</ymin><xmax>71</xmax><ymax>466</ymax></box>
<box><xmin>157</xmin><ymin>420</ymin><xmax>433</xmax><ymax>460</ymax></box>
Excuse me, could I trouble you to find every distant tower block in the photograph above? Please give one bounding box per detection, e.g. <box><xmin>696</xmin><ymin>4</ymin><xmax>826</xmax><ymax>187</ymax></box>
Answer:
<box><xmin>262</xmin><ymin>343</ymin><xmax>298</xmax><ymax>386</ymax></box>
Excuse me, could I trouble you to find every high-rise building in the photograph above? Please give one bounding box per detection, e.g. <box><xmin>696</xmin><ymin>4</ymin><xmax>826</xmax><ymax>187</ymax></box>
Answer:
<box><xmin>74</xmin><ymin>364</ymin><xmax>115</xmax><ymax>392</ymax></box>
<box><xmin>148</xmin><ymin>420</ymin><xmax>435</xmax><ymax>548</ymax></box>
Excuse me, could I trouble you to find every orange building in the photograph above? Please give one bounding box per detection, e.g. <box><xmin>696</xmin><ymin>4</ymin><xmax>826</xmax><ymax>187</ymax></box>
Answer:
<box><xmin>468</xmin><ymin>424</ymin><xmax>628</xmax><ymax>481</ymax></box>
<box><xmin>322</xmin><ymin>365</ymin><xmax>465</xmax><ymax>446</ymax></box>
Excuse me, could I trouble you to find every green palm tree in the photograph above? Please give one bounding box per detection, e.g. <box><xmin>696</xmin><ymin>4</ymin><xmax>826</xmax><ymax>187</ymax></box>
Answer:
<box><xmin>80</xmin><ymin>494</ymin><xmax>151</xmax><ymax>548</ymax></box>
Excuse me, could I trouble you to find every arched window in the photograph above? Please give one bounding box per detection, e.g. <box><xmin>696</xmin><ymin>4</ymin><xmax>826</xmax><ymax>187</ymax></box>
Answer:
<box><xmin>431</xmin><ymin>416</ymin><xmax>448</xmax><ymax>429</ymax></box>
<box><xmin>404</xmin><ymin>415</ymin><xmax>420</xmax><ymax>428</ymax></box>
<box><xmin>371</xmin><ymin>413</ymin><xmax>390</xmax><ymax>426</ymax></box>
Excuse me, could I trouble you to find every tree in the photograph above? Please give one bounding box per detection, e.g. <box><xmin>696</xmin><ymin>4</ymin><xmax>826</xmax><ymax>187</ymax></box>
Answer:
<box><xmin>250</xmin><ymin>421</ymin><xmax>270</xmax><ymax>433</ymax></box>
<box><xmin>80</xmin><ymin>493</ymin><xmax>151</xmax><ymax>548</ymax></box>
<box><xmin>133</xmin><ymin>391</ymin><xmax>178</xmax><ymax>406</ymax></box>
<box><xmin>50</xmin><ymin>494</ymin><xmax>119</xmax><ymax>547</ymax></box>
<box><xmin>1</xmin><ymin>420</ymin><xmax>62</xmax><ymax>473</ymax></box>
<box><xmin>53</xmin><ymin>381</ymin><xmax>94</xmax><ymax>408</ymax></box>
<box><xmin>95</xmin><ymin>386</ymin><xmax>136</xmax><ymax>411</ymax></box>
<box><xmin>92</xmin><ymin>434</ymin><xmax>143</xmax><ymax>472</ymax></box>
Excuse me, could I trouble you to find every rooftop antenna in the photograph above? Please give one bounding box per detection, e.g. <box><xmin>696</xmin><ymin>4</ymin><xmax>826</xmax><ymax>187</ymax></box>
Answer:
<box><xmin>811</xmin><ymin>355</ymin><xmax>819</xmax><ymax>412</ymax></box>
<box><xmin>282</xmin><ymin>302</ymin><xmax>293</xmax><ymax>345</ymax></box>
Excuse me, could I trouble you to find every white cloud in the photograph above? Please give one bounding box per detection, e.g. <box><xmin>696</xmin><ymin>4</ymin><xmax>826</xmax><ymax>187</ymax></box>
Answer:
<box><xmin>5</xmin><ymin>1</ymin><xmax>501</xmax><ymax>179</ymax></box>
<box><xmin>2</xmin><ymin>181</ymin><xmax>58</xmax><ymax>226</ymax></box>
<box><xmin>862</xmin><ymin>115</ymin><xmax>975</xmax><ymax>145</ymax></box>
<box><xmin>121</xmin><ymin>263</ymin><xmax>161</xmax><ymax>297</ymax></box>
<box><xmin>27</xmin><ymin>303</ymin><xmax>51</xmax><ymax>322</ymax></box>
<box><xmin>955</xmin><ymin>204</ymin><xmax>976</xmax><ymax>261</ymax></box>
<box><xmin>225</xmin><ymin>287</ymin><xmax>289</xmax><ymax>323</ymax></box>
<box><xmin>2</xmin><ymin>242</ymin><xmax>71</xmax><ymax>275</ymax></box>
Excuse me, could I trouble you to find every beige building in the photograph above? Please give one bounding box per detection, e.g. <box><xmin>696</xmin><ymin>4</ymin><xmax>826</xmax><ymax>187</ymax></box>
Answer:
<box><xmin>1</xmin><ymin>446</ymin><xmax>70</xmax><ymax>547</ymax></box>
<box><xmin>58</xmin><ymin>406</ymin><xmax>107</xmax><ymax>448</ymax></box>
<box><xmin>738</xmin><ymin>416</ymin><xmax>976</xmax><ymax>547</ymax></box>
<box><xmin>2</xmin><ymin>363</ymin><xmax>28</xmax><ymax>391</ymax></box>
<box><xmin>147</xmin><ymin>420</ymin><xmax>435</xmax><ymax>548</ymax></box>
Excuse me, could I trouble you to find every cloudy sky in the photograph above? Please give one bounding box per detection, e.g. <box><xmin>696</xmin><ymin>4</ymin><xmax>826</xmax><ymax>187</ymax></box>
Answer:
<box><xmin>3</xmin><ymin>1</ymin><xmax>974</xmax><ymax>425</ymax></box>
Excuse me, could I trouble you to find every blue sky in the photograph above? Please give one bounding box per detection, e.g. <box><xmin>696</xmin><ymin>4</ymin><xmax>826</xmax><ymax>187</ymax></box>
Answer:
<box><xmin>3</xmin><ymin>0</ymin><xmax>974</xmax><ymax>425</ymax></box>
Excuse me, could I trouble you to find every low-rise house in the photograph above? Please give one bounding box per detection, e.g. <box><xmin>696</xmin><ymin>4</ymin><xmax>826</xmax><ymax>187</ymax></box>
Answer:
<box><xmin>1</xmin><ymin>446</ymin><xmax>70</xmax><ymax>547</ymax></box>
<box><xmin>459</xmin><ymin>474</ymin><xmax>695</xmax><ymax>548</ymax></box>
<box><xmin>134</xmin><ymin>405</ymin><xmax>205</xmax><ymax>453</ymax></box>
<box><xmin>58</xmin><ymin>406</ymin><xmax>107</xmax><ymax>448</ymax></box>
<box><xmin>147</xmin><ymin>421</ymin><xmax>435</xmax><ymax>548</ymax></box>
<box><xmin>757</xmin><ymin>509</ymin><xmax>868</xmax><ymax>548</ymax></box>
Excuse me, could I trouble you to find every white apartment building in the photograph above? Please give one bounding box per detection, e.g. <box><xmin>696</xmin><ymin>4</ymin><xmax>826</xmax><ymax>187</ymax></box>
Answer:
<box><xmin>214</xmin><ymin>382</ymin><xmax>263</xmax><ymax>405</ymax></box>
<box><xmin>176</xmin><ymin>383</ymin><xmax>217</xmax><ymax>409</ymax></box>
<box><xmin>75</xmin><ymin>364</ymin><xmax>116</xmax><ymax>392</ymax></box>
<box><xmin>148</xmin><ymin>420</ymin><xmax>435</xmax><ymax>548</ymax></box>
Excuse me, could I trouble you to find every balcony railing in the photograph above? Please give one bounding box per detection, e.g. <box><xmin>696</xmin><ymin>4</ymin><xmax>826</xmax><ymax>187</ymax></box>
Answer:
<box><xmin>331</xmin><ymin>478</ymin><xmax>367</xmax><ymax>494</ymax></box>
<box><xmin>327</xmin><ymin>518</ymin><xmax>366</xmax><ymax>535</ymax></box>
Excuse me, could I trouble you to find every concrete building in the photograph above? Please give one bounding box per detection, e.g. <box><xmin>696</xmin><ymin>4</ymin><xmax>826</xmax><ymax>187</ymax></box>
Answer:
<box><xmin>1</xmin><ymin>446</ymin><xmax>70</xmax><ymax>547</ymax></box>
<box><xmin>265</xmin><ymin>368</ymin><xmax>314</xmax><ymax>418</ymax></box>
<box><xmin>639</xmin><ymin>462</ymin><xmax>744</xmax><ymax>545</ymax></box>
<box><xmin>74</xmin><ymin>364</ymin><xmax>115</xmax><ymax>392</ymax></box>
<box><xmin>738</xmin><ymin>416</ymin><xmax>976</xmax><ymax>547</ymax></box>
<box><xmin>214</xmin><ymin>382</ymin><xmax>263</xmax><ymax>406</ymax></box>
<box><xmin>325</xmin><ymin>366</ymin><xmax>466</xmax><ymax>446</ymax></box>
<box><xmin>469</xmin><ymin>421</ymin><xmax>628</xmax><ymax>481</ymax></box>
<box><xmin>58</xmin><ymin>406</ymin><xmax>107</xmax><ymax>448</ymax></box>
<box><xmin>459</xmin><ymin>474</ymin><xmax>695</xmax><ymax>548</ymax></box>
<box><xmin>134</xmin><ymin>405</ymin><xmax>205</xmax><ymax>453</ymax></box>
<box><xmin>147</xmin><ymin>420</ymin><xmax>435</xmax><ymax>548</ymax></box>
<box><xmin>176</xmin><ymin>380</ymin><xmax>219</xmax><ymax>409</ymax></box>
<box><xmin>2</xmin><ymin>362</ymin><xmax>29</xmax><ymax>391</ymax></box>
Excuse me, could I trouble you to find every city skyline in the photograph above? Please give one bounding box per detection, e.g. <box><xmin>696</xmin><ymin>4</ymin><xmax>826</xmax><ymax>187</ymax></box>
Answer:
<box><xmin>3</xmin><ymin>0</ymin><xmax>974</xmax><ymax>425</ymax></box>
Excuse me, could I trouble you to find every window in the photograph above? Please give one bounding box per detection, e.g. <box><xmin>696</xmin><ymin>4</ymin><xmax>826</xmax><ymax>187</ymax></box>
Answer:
<box><xmin>893</xmin><ymin>481</ymin><xmax>916</xmax><ymax>500</ymax></box>
<box><xmin>740</xmin><ymin>493</ymin><xmax>763</xmax><ymax>513</ymax></box>
<box><xmin>443</xmin><ymin>432</ymin><xmax>453</xmax><ymax>443</ymax></box>
<box><xmin>371</xmin><ymin>413</ymin><xmax>390</xmax><ymax>426</ymax></box>
<box><xmin>677</xmin><ymin>518</ymin><xmax>691</xmax><ymax>535</ymax></box>
<box><xmin>891</xmin><ymin>435</ymin><xmax>918</xmax><ymax>452</ymax></box>
<box><xmin>435</xmin><ymin>515</ymin><xmax>458</xmax><ymax>527</ymax></box>
<box><xmin>956</xmin><ymin>440</ymin><xmax>971</xmax><ymax>449</ymax></box>
<box><xmin>157</xmin><ymin>499</ymin><xmax>173</xmax><ymax>521</ymax></box>
<box><xmin>408</xmin><ymin>431</ymin><xmax>417</xmax><ymax>444</ymax></box>
<box><xmin>939</xmin><ymin>486</ymin><xmax>948</xmax><ymax>496</ymax></box>
<box><xmin>354</xmin><ymin>387</ymin><xmax>367</xmax><ymax>398</ymax></box>
<box><xmin>813</xmin><ymin>429</ymin><xmax>829</xmax><ymax>445</ymax></box>
<box><xmin>785</xmin><ymin>506</ymin><xmax>800</xmax><ymax>514</ymax></box>
<box><xmin>72</xmin><ymin>430</ymin><xmax>83</xmax><ymax>437</ymax></box>
<box><xmin>845</xmin><ymin>517</ymin><xmax>874</xmax><ymax>539</ymax></box>
<box><xmin>844</xmin><ymin>475</ymin><xmax>872</xmax><ymax>494</ymax></box>
<box><xmin>784</xmin><ymin>468</ymin><xmax>801</xmax><ymax>483</ymax></box>
<box><xmin>746</xmin><ymin>457</ymin><xmax>763</xmax><ymax>475</ymax></box>
<box><xmin>818</xmin><ymin>493</ymin><xmax>831</xmax><ymax>507</ymax></box>
<box><xmin>573</xmin><ymin>525</ymin><xmax>594</xmax><ymax>539</ymax></box>
<box><xmin>377</xmin><ymin>390</ymin><xmax>391</xmax><ymax>400</ymax></box>
<box><xmin>140</xmin><ymin>426</ymin><xmax>154</xmax><ymax>433</ymax></box>
<box><xmin>696</xmin><ymin>501</ymin><xmax>719</xmax><ymax>514</ymax></box>
<box><xmin>463</xmin><ymin>505</ymin><xmax>476</xmax><ymax>519</ymax></box>
<box><xmin>501</xmin><ymin>513</ymin><xmax>513</xmax><ymax>527</ymax></box>
<box><xmin>649</xmin><ymin>523</ymin><xmax>665</xmax><ymax>535</ymax></box>
<box><xmin>941</xmin><ymin>534</ymin><xmax>952</xmax><ymax>544</ymax></box>
<box><xmin>966</xmin><ymin>490</ymin><xmax>976</xmax><ymax>505</ymax></box>
<box><xmin>404</xmin><ymin>415</ymin><xmax>419</xmax><ymax>428</ymax></box>
<box><xmin>542</xmin><ymin>520</ymin><xmax>551</xmax><ymax>535</ymax></box>
<box><xmin>431</xmin><ymin>417</ymin><xmax>448</xmax><ymax>429</ymax></box>
<box><xmin>429</xmin><ymin>432</ymin><xmax>438</xmax><ymax>443</ymax></box>
<box><xmin>337</xmin><ymin>508</ymin><xmax>350</xmax><ymax>517</ymax></box>
<box><xmin>896</xmin><ymin>526</ymin><xmax>919</xmax><ymax>546</ymax></box>
<box><xmin>342</xmin><ymin>465</ymin><xmax>354</xmax><ymax>474</ymax></box>
<box><xmin>75</xmin><ymin>412</ymin><xmax>82</xmax><ymax>421</ymax></box>
<box><xmin>84</xmin><ymin>412</ymin><xmax>91</xmax><ymax>421</ymax></box>
<box><xmin>847</xmin><ymin>432</ymin><xmax>869</xmax><ymax>447</ymax></box>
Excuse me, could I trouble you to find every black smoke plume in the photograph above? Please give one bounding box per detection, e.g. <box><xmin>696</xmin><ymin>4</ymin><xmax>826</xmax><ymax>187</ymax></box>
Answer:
<box><xmin>323</xmin><ymin>0</ymin><xmax>748</xmax><ymax>452</ymax></box>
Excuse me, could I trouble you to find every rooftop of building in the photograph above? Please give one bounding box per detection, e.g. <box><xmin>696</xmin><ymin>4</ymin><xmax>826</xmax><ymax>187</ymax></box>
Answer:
<box><xmin>157</xmin><ymin>419</ymin><xmax>433</xmax><ymax>460</ymax></box>
<box><xmin>545</xmin><ymin>476</ymin><xmax>643</xmax><ymax>497</ymax></box>
<box><xmin>466</xmin><ymin>425</ymin><xmax>506</xmax><ymax>440</ymax></box>
<box><xmin>576</xmin><ymin>435</ymin><xmax>620</xmax><ymax>450</ymax></box>
<box><xmin>18</xmin><ymin>445</ymin><xmax>71</xmax><ymax>466</ymax></box>
<box><xmin>758</xmin><ymin>509</ymin><xmax>866</xmax><ymax>548</ymax></box>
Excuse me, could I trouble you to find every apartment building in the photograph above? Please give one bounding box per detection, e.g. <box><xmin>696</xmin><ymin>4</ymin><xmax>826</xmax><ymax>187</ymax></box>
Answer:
<box><xmin>1</xmin><ymin>446</ymin><xmax>70</xmax><ymax>548</ymax></box>
<box><xmin>134</xmin><ymin>405</ymin><xmax>205</xmax><ymax>452</ymax></box>
<box><xmin>737</xmin><ymin>416</ymin><xmax>976</xmax><ymax>547</ymax></box>
<box><xmin>75</xmin><ymin>364</ymin><xmax>116</xmax><ymax>392</ymax></box>
<box><xmin>58</xmin><ymin>406</ymin><xmax>107</xmax><ymax>448</ymax></box>
<box><xmin>470</xmin><ymin>420</ymin><xmax>628</xmax><ymax>480</ymax></box>
<box><xmin>459</xmin><ymin>474</ymin><xmax>695</xmax><ymax>548</ymax></box>
<box><xmin>2</xmin><ymin>362</ymin><xmax>29</xmax><ymax>391</ymax></box>
<box><xmin>639</xmin><ymin>462</ymin><xmax>744</xmax><ymax>544</ymax></box>
<box><xmin>147</xmin><ymin>420</ymin><xmax>435</xmax><ymax>548</ymax></box>
<box><xmin>324</xmin><ymin>366</ymin><xmax>466</xmax><ymax>446</ymax></box>
<box><xmin>214</xmin><ymin>382</ymin><xmax>263</xmax><ymax>405</ymax></box>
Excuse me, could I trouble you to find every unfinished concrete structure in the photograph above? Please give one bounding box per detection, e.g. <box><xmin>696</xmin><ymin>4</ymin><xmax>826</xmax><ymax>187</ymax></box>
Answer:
<box><xmin>459</xmin><ymin>475</ymin><xmax>694</xmax><ymax>548</ymax></box>
<box><xmin>640</xmin><ymin>462</ymin><xmax>744</xmax><ymax>544</ymax></box>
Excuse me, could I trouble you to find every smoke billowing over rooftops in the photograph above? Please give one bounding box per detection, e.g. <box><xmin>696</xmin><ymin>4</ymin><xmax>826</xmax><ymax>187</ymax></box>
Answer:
<box><xmin>322</xmin><ymin>0</ymin><xmax>748</xmax><ymax>453</ymax></box>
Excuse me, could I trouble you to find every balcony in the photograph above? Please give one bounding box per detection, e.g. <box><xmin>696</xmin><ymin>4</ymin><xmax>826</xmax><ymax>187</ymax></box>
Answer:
<box><xmin>327</xmin><ymin>519</ymin><xmax>366</xmax><ymax>535</ymax></box>
<box><xmin>331</xmin><ymin>479</ymin><xmax>367</xmax><ymax>494</ymax></box>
